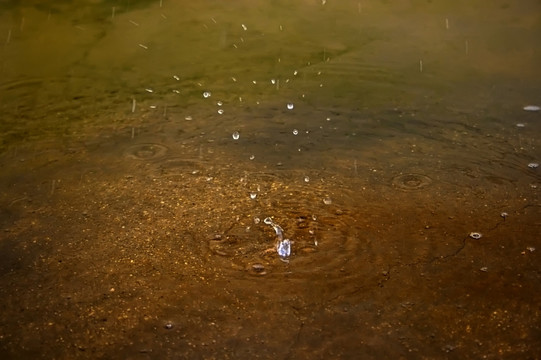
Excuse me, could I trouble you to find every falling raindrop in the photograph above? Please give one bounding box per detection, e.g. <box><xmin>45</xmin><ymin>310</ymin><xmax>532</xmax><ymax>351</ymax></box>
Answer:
<box><xmin>232</xmin><ymin>131</ymin><xmax>240</xmax><ymax>140</ymax></box>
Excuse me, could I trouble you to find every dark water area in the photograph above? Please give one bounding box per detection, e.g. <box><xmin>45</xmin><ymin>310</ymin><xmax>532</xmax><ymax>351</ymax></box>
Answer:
<box><xmin>0</xmin><ymin>0</ymin><xmax>540</xmax><ymax>359</ymax></box>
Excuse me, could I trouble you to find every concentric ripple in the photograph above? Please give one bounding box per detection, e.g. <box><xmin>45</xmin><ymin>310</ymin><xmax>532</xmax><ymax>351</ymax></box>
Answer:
<box><xmin>392</xmin><ymin>173</ymin><xmax>432</xmax><ymax>191</ymax></box>
<box><xmin>124</xmin><ymin>143</ymin><xmax>168</xmax><ymax>160</ymax></box>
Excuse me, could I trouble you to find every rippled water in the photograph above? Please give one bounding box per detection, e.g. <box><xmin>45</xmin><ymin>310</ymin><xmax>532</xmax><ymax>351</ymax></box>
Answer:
<box><xmin>1</xmin><ymin>0</ymin><xmax>540</xmax><ymax>359</ymax></box>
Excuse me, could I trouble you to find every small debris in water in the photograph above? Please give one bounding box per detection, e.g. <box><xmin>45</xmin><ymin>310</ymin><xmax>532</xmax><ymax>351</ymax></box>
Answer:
<box><xmin>523</xmin><ymin>105</ymin><xmax>540</xmax><ymax>112</ymax></box>
<box><xmin>469</xmin><ymin>232</ymin><xmax>482</xmax><ymax>240</ymax></box>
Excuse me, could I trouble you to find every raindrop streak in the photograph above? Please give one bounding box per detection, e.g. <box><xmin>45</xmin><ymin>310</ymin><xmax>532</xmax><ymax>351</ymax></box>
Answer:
<box><xmin>232</xmin><ymin>131</ymin><xmax>240</xmax><ymax>140</ymax></box>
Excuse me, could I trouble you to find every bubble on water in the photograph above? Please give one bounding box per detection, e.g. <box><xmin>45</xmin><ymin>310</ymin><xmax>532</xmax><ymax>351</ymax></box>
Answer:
<box><xmin>304</xmin><ymin>176</ymin><xmax>310</xmax><ymax>183</ymax></box>
<box><xmin>216</xmin><ymin>101</ymin><xmax>223</xmax><ymax>106</ymax></box>
<box><xmin>249</xmin><ymin>154</ymin><xmax>255</xmax><ymax>160</ymax></box>
<box><xmin>203</xmin><ymin>91</ymin><xmax>211</xmax><ymax>98</ymax></box>
<box><xmin>232</xmin><ymin>131</ymin><xmax>240</xmax><ymax>140</ymax></box>
<box><xmin>523</xmin><ymin>105</ymin><xmax>540</xmax><ymax>112</ymax></box>
<box><xmin>287</xmin><ymin>103</ymin><xmax>294</xmax><ymax>110</ymax></box>
<box><xmin>217</xmin><ymin>109</ymin><xmax>224</xmax><ymax>115</ymax></box>
<box><xmin>323</xmin><ymin>197</ymin><xmax>332</xmax><ymax>205</ymax></box>
<box><xmin>292</xmin><ymin>129</ymin><xmax>299</xmax><ymax>135</ymax></box>
<box><xmin>527</xmin><ymin>162</ymin><xmax>539</xmax><ymax>169</ymax></box>
<box><xmin>469</xmin><ymin>232</ymin><xmax>482</xmax><ymax>240</ymax></box>
<box><xmin>250</xmin><ymin>192</ymin><xmax>257</xmax><ymax>199</ymax></box>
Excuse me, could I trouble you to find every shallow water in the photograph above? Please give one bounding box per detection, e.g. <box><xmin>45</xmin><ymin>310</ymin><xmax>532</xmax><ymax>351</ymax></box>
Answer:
<box><xmin>1</xmin><ymin>0</ymin><xmax>540</xmax><ymax>359</ymax></box>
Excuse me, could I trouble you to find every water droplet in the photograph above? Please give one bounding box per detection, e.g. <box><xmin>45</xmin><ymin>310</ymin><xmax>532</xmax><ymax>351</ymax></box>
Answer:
<box><xmin>516</xmin><ymin>123</ymin><xmax>525</xmax><ymax>128</ymax></box>
<box><xmin>164</xmin><ymin>322</ymin><xmax>174</xmax><ymax>329</ymax></box>
<box><xmin>217</xmin><ymin>109</ymin><xmax>224</xmax><ymax>115</ymax></box>
<box><xmin>304</xmin><ymin>176</ymin><xmax>310</xmax><ymax>183</ymax></box>
<box><xmin>323</xmin><ymin>197</ymin><xmax>332</xmax><ymax>205</ymax></box>
<box><xmin>523</xmin><ymin>105</ymin><xmax>540</xmax><ymax>112</ymax></box>
<box><xmin>526</xmin><ymin>246</ymin><xmax>536</xmax><ymax>252</ymax></box>
<box><xmin>250</xmin><ymin>192</ymin><xmax>257</xmax><ymax>199</ymax></box>
<box><xmin>249</xmin><ymin>154</ymin><xmax>255</xmax><ymax>160</ymax></box>
<box><xmin>271</xmin><ymin>79</ymin><xmax>276</xmax><ymax>84</ymax></box>
<box><xmin>287</xmin><ymin>103</ymin><xmax>294</xmax><ymax>110</ymax></box>
<box><xmin>216</xmin><ymin>101</ymin><xmax>223</xmax><ymax>106</ymax></box>
<box><xmin>469</xmin><ymin>232</ymin><xmax>482</xmax><ymax>240</ymax></box>
<box><xmin>263</xmin><ymin>217</ymin><xmax>273</xmax><ymax>225</ymax></box>
<box><xmin>500</xmin><ymin>212</ymin><xmax>508</xmax><ymax>219</ymax></box>
<box><xmin>185</xmin><ymin>116</ymin><xmax>192</xmax><ymax>121</ymax></box>
<box><xmin>203</xmin><ymin>91</ymin><xmax>211</xmax><ymax>98</ymax></box>
<box><xmin>292</xmin><ymin>129</ymin><xmax>299</xmax><ymax>135</ymax></box>
<box><xmin>527</xmin><ymin>162</ymin><xmax>539</xmax><ymax>169</ymax></box>
<box><xmin>232</xmin><ymin>131</ymin><xmax>240</xmax><ymax>140</ymax></box>
<box><xmin>173</xmin><ymin>75</ymin><xmax>180</xmax><ymax>81</ymax></box>
<box><xmin>241</xmin><ymin>24</ymin><xmax>247</xmax><ymax>31</ymax></box>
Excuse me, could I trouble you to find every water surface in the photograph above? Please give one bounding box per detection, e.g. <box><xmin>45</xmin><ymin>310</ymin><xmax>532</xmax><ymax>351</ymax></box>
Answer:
<box><xmin>0</xmin><ymin>0</ymin><xmax>540</xmax><ymax>358</ymax></box>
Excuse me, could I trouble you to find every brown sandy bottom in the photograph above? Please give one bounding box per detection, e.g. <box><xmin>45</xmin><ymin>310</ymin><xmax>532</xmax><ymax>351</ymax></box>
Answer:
<box><xmin>0</xmin><ymin>113</ymin><xmax>539</xmax><ymax>360</ymax></box>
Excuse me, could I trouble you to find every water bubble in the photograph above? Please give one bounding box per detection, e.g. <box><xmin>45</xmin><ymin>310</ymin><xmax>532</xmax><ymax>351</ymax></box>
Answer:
<box><xmin>287</xmin><ymin>103</ymin><xmax>294</xmax><ymax>110</ymax></box>
<box><xmin>292</xmin><ymin>129</ymin><xmax>299</xmax><ymax>135</ymax></box>
<box><xmin>323</xmin><ymin>197</ymin><xmax>332</xmax><ymax>205</ymax></box>
<box><xmin>304</xmin><ymin>176</ymin><xmax>310</xmax><ymax>183</ymax></box>
<box><xmin>216</xmin><ymin>101</ymin><xmax>223</xmax><ymax>106</ymax></box>
<box><xmin>523</xmin><ymin>105</ymin><xmax>540</xmax><ymax>112</ymax></box>
<box><xmin>232</xmin><ymin>131</ymin><xmax>240</xmax><ymax>140</ymax></box>
<box><xmin>469</xmin><ymin>232</ymin><xmax>482</xmax><ymax>240</ymax></box>
<box><xmin>217</xmin><ymin>109</ymin><xmax>224</xmax><ymax>115</ymax></box>
<box><xmin>249</xmin><ymin>155</ymin><xmax>255</xmax><ymax>160</ymax></box>
<box><xmin>203</xmin><ymin>91</ymin><xmax>211</xmax><ymax>98</ymax></box>
<box><xmin>250</xmin><ymin>192</ymin><xmax>257</xmax><ymax>199</ymax></box>
<box><xmin>527</xmin><ymin>162</ymin><xmax>539</xmax><ymax>169</ymax></box>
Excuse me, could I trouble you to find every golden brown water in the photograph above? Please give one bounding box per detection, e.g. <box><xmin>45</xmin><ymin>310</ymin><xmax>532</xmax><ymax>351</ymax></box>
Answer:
<box><xmin>1</xmin><ymin>1</ymin><xmax>540</xmax><ymax>359</ymax></box>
